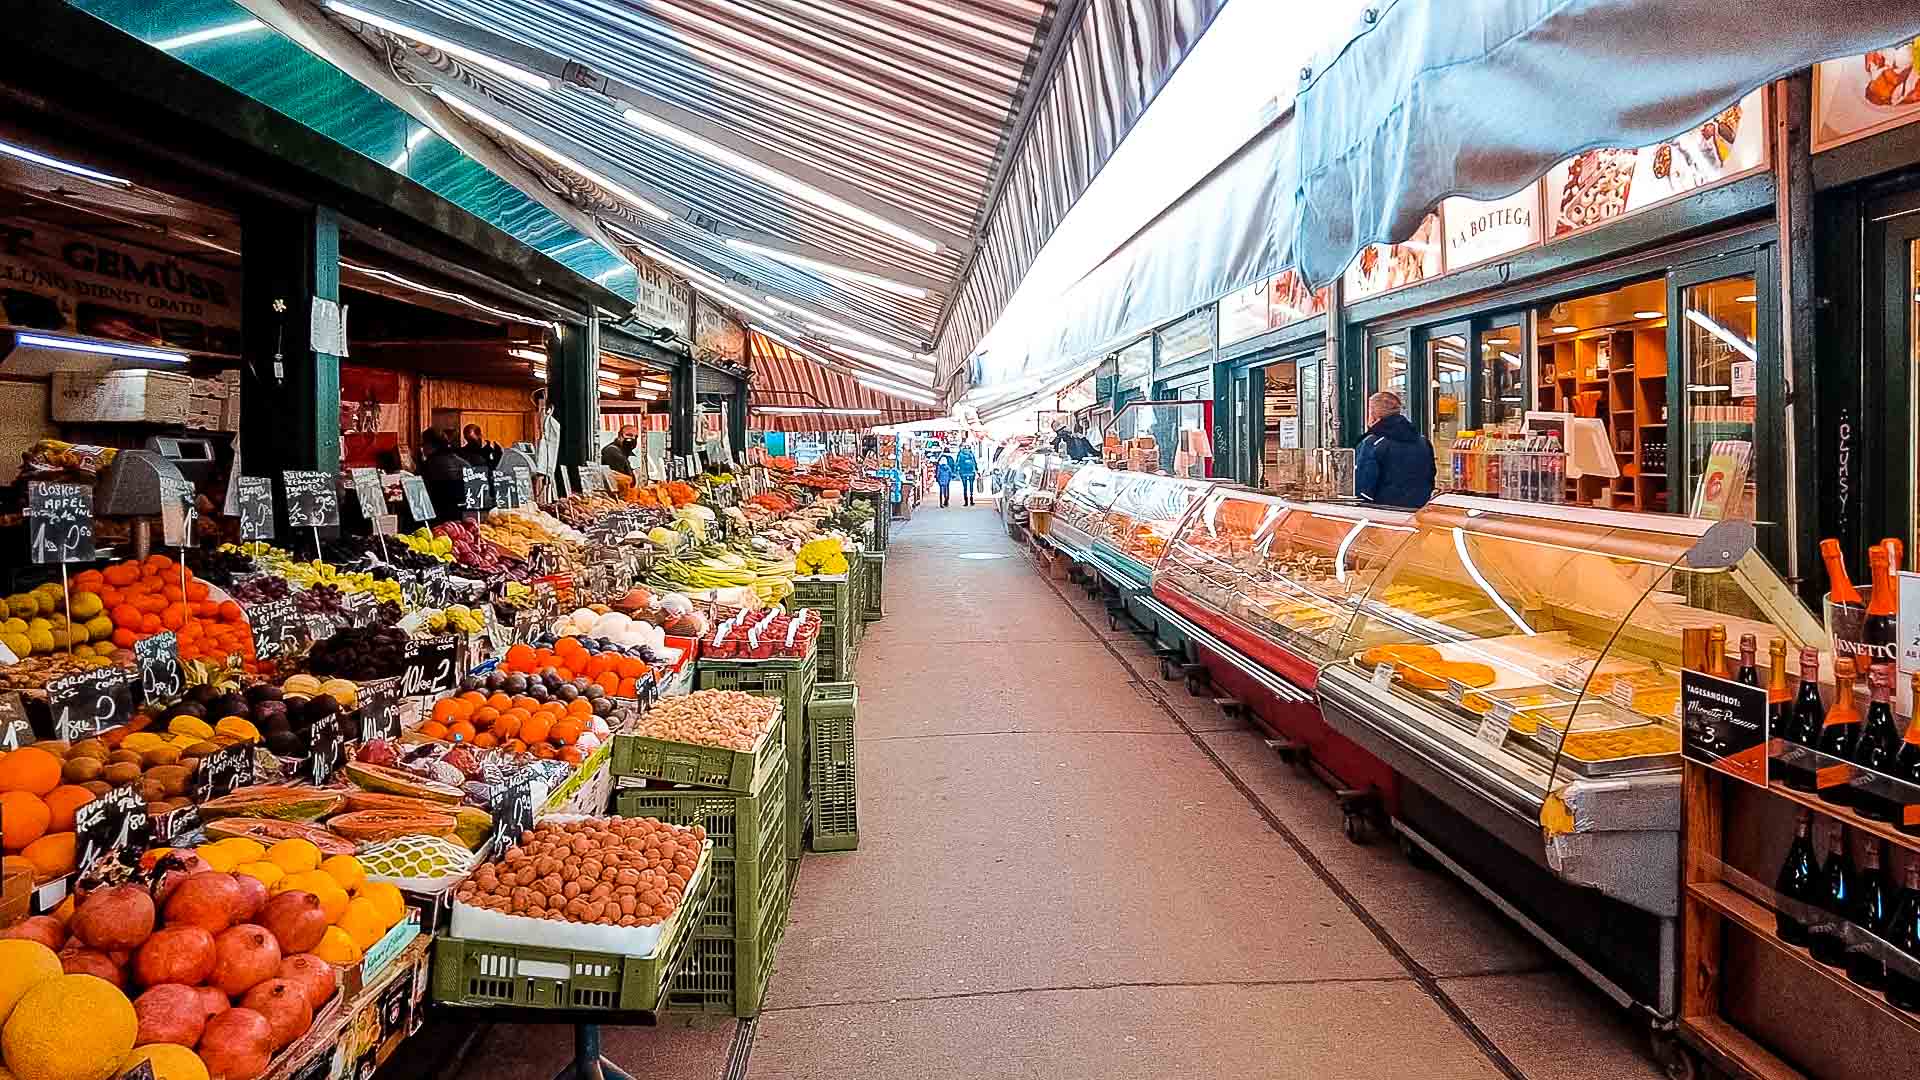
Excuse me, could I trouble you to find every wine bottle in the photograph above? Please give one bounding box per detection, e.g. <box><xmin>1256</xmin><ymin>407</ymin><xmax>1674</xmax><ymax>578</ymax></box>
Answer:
<box><xmin>1779</xmin><ymin>647</ymin><xmax>1825</xmax><ymax>792</ymax></box>
<box><xmin>1736</xmin><ymin>633</ymin><xmax>1760</xmax><ymax>686</ymax></box>
<box><xmin>1884</xmin><ymin>862</ymin><xmax>1920</xmax><ymax>1012</ymax></box>
<box><xmin>1847</xmin><ymin>839</ymin><xmax>1891</xmax><ymax>989</ymax></box>
<box><xmin>1809</xmin><ymin>827</ymin><xmax>1856</xmax><ymax>967</ymax></box>
<box><xmin>1866</xmin><ymin>542</ymin><xmax>1898</xmax><ymax>665</ymax></box>
<box><xmin>1775</xmin><ymin>811</ymin><xmax>1819</xmax><ymax>947</ymax></box>
<box><xmin>1706</xmin><ymin>624</ymin><xmax>1730</xmax><ymax>679</ymax></box>
<box><xmin>1856</xmin><ymin>663</ymin><xmax>1904</xmax><ymax>821</ymax></box>
<box><xmin>1894</xmin><ymin>672</ymin><xmax>1920</xmax><ymax>836</ymax></box>
<box><xmin>1822</xmin><ymin>537</ymin><xmax>1864</xmax><ymax>606</ymax></box>
<box><xmin>1817</xmin><ymin>657</ymin><xmax>1863</xmax><ymax>806</ymax></box>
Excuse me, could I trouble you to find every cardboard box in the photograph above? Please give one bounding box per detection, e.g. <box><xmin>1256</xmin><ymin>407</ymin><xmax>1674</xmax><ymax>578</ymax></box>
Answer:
<box><xmin>51</xmin><ymin>369</ymin><xmax>191</xmax><ymax>424</ymax></box>
<box><xmin>221</xmin><ymin>395</ymin><xmax>243</xmax><ymax>431</ymax></box>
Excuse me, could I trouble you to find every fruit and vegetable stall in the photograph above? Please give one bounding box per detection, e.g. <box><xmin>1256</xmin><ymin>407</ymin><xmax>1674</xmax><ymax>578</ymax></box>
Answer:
<box><xmin>0</xmin><ymin>452</ymin><xmax>879</xmax><ymax>1080</ymax></box>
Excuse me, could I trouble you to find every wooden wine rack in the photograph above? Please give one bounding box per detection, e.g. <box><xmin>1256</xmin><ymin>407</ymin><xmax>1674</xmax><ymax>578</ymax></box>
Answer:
<box><xmin>1535</xmin><ymin>327</ymin><xmax>1668</xmax><ymax>512</ymax></box>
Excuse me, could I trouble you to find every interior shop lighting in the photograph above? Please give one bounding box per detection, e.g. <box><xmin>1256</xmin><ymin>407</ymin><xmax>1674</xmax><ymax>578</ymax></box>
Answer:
<box><xmin>1633</xmin><ymin>311</ymin><xmax>1663</xmax><ymax>320</ymax></box>
<box><xmin>1553</xmin><ymin>325</ymin><xmax>1578</xmax><ymax>334</ymax></box>
<box><xmin>508</xmin><ymin>347</ymin><xmax>546</xmax><ymax>363</ymax></box>
<box><xmin>432</xmin><ymin>92</ymin><xmax>671</xmax><ymax>220</ymax></box>
<box><xmin>530</xmin><ymin>366</ymin><xmax>546</xmax><ymax>380</ymax></box>
<box><xmin>622</xmin><ymin>109</ymin><xmax>939</xmax><ymax>254</ymax></box>
<box><xmin>1683</xmin><ymin>310</ymin><xmax>1757</xmax><ymax>360</ymax></box>
<box><xmin>0</xmin><ymin>138</ymin><xmax>130</xmax><ymax>187</ymax></box>
<box><xmin>722</xmin><ymin>239</ymin><xmax>929</xmax><ymax>299</ymax></box>
<box><xmin>387</xmin><ymin>125</ymin><xmax>437</xmax><ymax>170</ymax></box>
<box><xmin>1736</xmin><ymin>294</ymin><xmax>1756</xmax><ymax>303</ymax></box>
<box><xmin>1452</xmin><ymin>527</ymin><xmax>1535</xmax><ymax>636</ymax></box>
<box><xmin>153</xmin><ymin>19</ymin><xmax>267</xmax><ymax>51</ymax></box>
<box><xmin>326</xmin><ymin>2</ymin><xmax>552</xmax><ymax>91</ymax></box>
<box><xmin>1686</xmin><ymin>384</ymin><xmax>1733</xmax><ymax>393</ymax></box>
<box><xmin>854</xmin><ymin>376</ymin><xmax>937</xmax><ymax>406</ymax></box>
<box><xmin>340</xmin><ymin>261</ymin><xmax>548</xmax><ymax>325</ymax></box>
<box><xmin>15</xmin><ymin>332</ymin><xmax>189</xmax><ymax>364</ymax></box>
<box><xmin>753</xmin><ymin>407</ymin><xmax>883</xmax><ymax>416</ymax></box>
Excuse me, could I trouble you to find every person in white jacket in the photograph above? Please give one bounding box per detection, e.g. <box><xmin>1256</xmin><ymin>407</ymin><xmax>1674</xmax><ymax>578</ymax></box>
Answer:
<box><xmin>531</xmin><ymin>387</ymin><xmax>562</xmax><ymax>499</ymax></box>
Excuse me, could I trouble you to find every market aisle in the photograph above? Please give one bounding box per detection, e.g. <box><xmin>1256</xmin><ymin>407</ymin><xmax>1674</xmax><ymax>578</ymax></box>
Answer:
<box><xmin>743</xmin><ymin>503</ymin><xmax>1653</xmax><ymax>1080</ymax></box>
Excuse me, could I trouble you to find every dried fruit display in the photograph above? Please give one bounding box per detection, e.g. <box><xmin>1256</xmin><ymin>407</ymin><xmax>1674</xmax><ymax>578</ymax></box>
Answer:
<box><xmin>454</xmin><ymin>816</ymin><xmax>703</xmax><ymax>926</ymax></box>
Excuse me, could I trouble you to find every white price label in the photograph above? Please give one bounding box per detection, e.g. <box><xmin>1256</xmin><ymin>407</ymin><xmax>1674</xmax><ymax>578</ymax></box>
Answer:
<box><xmin>1475</xmin><ymin>714</ymin><xmax>1509</xmax><ymax>748</ymax></box>
<box><xmin>1371</xmin><ymin>663</ymin><xmax>1394</xmax><ymax>689</ymax></box>
<box><xmin>1606</xmin><ymin>682</ymin><xmax>1637</xmax><ymax>709</ymax></box>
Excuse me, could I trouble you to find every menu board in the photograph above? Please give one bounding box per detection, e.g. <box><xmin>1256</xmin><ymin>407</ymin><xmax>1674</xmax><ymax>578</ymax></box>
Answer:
<box><xmin>1542</xmin><ymin>88</ymin><xmax>1767</xmax><ymax>239</ymax></box>
<box><xmin>1441</xmin><ymin>186</ymin><xmax>1542</xmax><ymax>270</ymax></box>
<box><xmin>1343</xmin><ymin>212</ymin><xmax>1442</xmax><ymax>302</ymax></box>
<box><xmin>1815</xmin><ymin>46</ymin><xmax>1920</xmax><ymax>152</ymax></box>
<box><xmin>400</xmin><ymin>475</ymin><xmax>435</xmax><ymax>523</ymax></box>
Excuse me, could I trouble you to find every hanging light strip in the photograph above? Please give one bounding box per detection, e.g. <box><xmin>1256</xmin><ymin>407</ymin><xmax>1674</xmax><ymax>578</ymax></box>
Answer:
<box><xmin>761</xmin><ymin>296</ymin><xmax>925</xmax><ymax>359</ymax></box>
<box><xmin>339</xmin><ymin>261</ymin><xmax>551</xmax><ymax>325</ymax></box>
<box><xmin>432</xmin><ymin>91</ymin><xmax>672</xmax><ymax>221</ymax></box>
<box><xmin>15</xmin><ymin>332</ymin><xmax>189</xmax><ymax>363</ymax></box>
<box><xmin>621</xmin><ymin>108</ymin><xmax>938</xmax><ymax>254</ymax></box>
<box><xmin>326</xmin><ymin>2</ymin><xmax>552</xmax><ymax>91</ymax></box>
<box><xmin>722</xmin><ymin>238</ymin><xmax>929</xmax><ymax>299</ymax></box>
<box><xmin>854</xmin><ymin>375</ymin><xmax>937</xmax><ymax>405</ymax></box>
<box><xmin>754</xmin><ymin>406</ymin><xmax>883</xmax><ymax>416</ymax></box>
<box><xmin>153</xmin><ymin>19</ymin><xmax>266</xmax><ymax>51</ymax></box>
<box><xmin>0</xmin><ymin>137</ymin><xmax>130</xmax><ymax>187</ymax></box>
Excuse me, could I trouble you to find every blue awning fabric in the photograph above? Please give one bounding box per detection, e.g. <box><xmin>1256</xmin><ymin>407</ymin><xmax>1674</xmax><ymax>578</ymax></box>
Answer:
<box><xmin>977</xmin><ymin>0</ymin><xmax>1920</xmax><ymax>404</ymax></box>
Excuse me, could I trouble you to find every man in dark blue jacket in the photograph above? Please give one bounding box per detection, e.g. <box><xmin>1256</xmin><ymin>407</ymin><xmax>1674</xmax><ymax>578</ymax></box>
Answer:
<box><xmin>1355</xmin><ymin>391</ymin><xmax>1435</xmax><ymax>507</ymax></box>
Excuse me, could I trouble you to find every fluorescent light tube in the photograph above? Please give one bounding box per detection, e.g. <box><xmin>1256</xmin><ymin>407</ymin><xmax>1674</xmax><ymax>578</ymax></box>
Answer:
<box><xmin>1683</xmin><ymin>310</ymin><xmax>1756</xmax><ymax>360</ymax></box>
<box><xmin>622</xmin><ymin>108</ymin><xmax>938</xmax><ymax>254</ymax></box>
<box><xmin>1633</xmin><ymin>311</ymin><xmax>1663</xmax><ymax>320</ymax></box>
<box><xmin>153</xmin><ymin>19</ymin><xmax>266</xmax><ymax>51</ymax></box>
<box><xmin>1553</xmin><ymin>325</ymin><xmax>1577</xmax><ymax>334</ymax></box>
<box><xmin>326</xmin><ymin>2</ymin><xmax>552</xmax><ymax>91</ymax></box>
<box><xmin>433</xmin><ymin>92</ymin><xmax>671</xmax><ymax>220</ymax></box>
<box><xmin>0</xmin><ymin>138</ymin><xmax>130</xmax><ymax>187</ymax></box>
<box><xmin>753</xmin><ymin>406</ymin><xmax>883</xmax><ymax>416</ymax></box>
<box><xmin>722</xmin><ymin>239</ymin><xmax>929</xmax><ymax>298</ymax></box>
<box><xmin>751</xmin><ymin>324</ymin><xmax>837</xmax><ymax>366</ymax></box>
<box><xmin>16</xmin><ymin>332</ymin><xmax>188</xmax><ymax>363</ymax></box>
<box><xmin>855</xmin><ymin>376</ymin><xmax>936</xmax><ymax>405</ymax></box>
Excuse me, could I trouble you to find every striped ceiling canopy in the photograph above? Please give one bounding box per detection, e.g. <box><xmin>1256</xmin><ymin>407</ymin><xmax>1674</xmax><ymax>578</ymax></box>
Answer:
<box><xmin>748</xmin><ymin>330</ymin><xmax>943</xmax><ymax>432</ymax></box>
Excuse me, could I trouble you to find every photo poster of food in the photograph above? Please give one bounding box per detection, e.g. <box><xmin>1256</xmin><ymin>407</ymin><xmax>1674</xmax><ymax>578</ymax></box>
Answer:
<box><xmin>339</xmin><ymin>365</ymin><xmax>402</xmax><ymax>469</ymax></box>
<box><xmin>1690</xmin><ymin>439</ymin><xmax>1752</xmax><ymax>521</ymax></box>
<box><xmin>1267</xmin><ymin>269</ymin><xmax>1328</xmax><ymax>330</ymax></box>
<box><xmin>1342</xmin><ymin>212</ymin><xmax>1442</xmax><ymax>302</ymax></box>
<box><xmin>1542</xmin><ymin>89</ymin><xmax>1767</xmax><ymax>240</ymax></box>
<box><xmin>1815</xmin><ymin>43</ymin><xmax>1920</xmax><ymax>152</ymax></box>
<box><xmin>0</xmin><ymin>220</ymin><xmax>242</xmax><ymax>353</ymax></box>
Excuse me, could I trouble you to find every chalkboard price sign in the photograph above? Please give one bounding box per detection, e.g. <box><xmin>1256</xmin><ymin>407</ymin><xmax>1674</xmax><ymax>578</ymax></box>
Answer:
<box><xmin>243</xmin><ymin>597</ymin><xmax>299</xmax><ymax>660</ymax></box>
<box><xmin>49</xmin><ymin>668</ymin><xmax>136</xmax><ymax>741</ymax></box>
<box><xmin>514</xmin><ymin>466</ymin><xmax>534</xmax><ymax>504</ymax></box>
<box><xmin>461</xmin><ymin>466</ymin><xmax>489</xmax><ymax>511</ymax></box>
<box><xmin>74</xmin><ymin>784</ymin><xmax>150</xmax><ymax>876</ymax></box>
<box><xmin>306</xmin><ymin>710</ymin><xmax>344</xmax><ymax>784</ymax></box>
<box><xmin>189</xmin><ymin>741</ymin><xmax>257</xmax><ymax>802</ymax></box>
<box><xmin>400</xmin><ymin>475</ymin><xmax>435</xmax><ymax>523</ymax></box>
<box><xmin>357</xmin><ymin>677</ymin><xmax>402</xmax><ymax>742</ymax></box>
<box><xmin>400</xmin><ymin>636</ymin><xmax>459</xmax><ymax>697</ymax></box>
<box><xmin>237</xmin><ymin>476</ymin><xmax>275</xmax><ymax>540</ymax></box>
<box><xmin>492</xmin><ymin>471</ymin><xmax>520</xmax><ymax>509</ymax></box>
<box><xmin>282</xmin><ymin>470</ymin><xmax>340</xmax><ymax>527</ymax></box>
<box><xmin>135</xmin><ymin>631</ymin><xmax>185</xmax><ymax>704</ymax></box>
<box><xmin>350</xmin><ymin>467</ymin><xmax>386</xmax><ymax>521</ymax></box>
<box><xmin>159</xmin><ymin>475</ymin><xmax>195</xmax><ymax>548</ymax></box>
<box><xmin>27</xmin><ymin>481</ymin><xmax>95</xmax><ymax>563</ymax></box>
<box><xmin>0</xmin><ymin>693</ymin><xmax>31</xmax><ymax>750</ymax></box>
<box><xmin>421</xmin><ymin>563</ymin><xmax>451</xmax><ymax>608</ymax></box>
<box><xmin>490</xmin><ymin>766</ymin><xmax>538</xmax><ymax>843</ymax></box>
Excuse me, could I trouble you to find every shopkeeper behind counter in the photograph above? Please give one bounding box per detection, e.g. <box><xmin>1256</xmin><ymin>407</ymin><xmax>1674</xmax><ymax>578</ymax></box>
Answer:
<box><xmin>601</xmin><ymin>425</ymin><xmax>639</xmax><ymax>477</ymax></box>
<box><xmin>419</xmin><ymin>427</ymin><xmax>468</xmax><ymax>525</ymax></box>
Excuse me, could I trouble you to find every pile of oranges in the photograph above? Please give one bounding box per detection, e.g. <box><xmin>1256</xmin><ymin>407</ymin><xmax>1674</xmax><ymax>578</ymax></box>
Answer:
<box><xmin>501</xmin><ymin>639</ymin><xmax>647</xmax><ymax>698</ymax></box>
<box><xmin>0</xmin><ymin>746</ymin><xmax>88</xmax><ymax>883</ymax></box>
<box><xmin>421</xmin><ymin>691</ymin><xmax>596</xmax><ymax>762</ymax></box>
<box><xmin>76</xmin><ymin>556</ymin><xmax>257</xmax><ymax>668</ymax></box>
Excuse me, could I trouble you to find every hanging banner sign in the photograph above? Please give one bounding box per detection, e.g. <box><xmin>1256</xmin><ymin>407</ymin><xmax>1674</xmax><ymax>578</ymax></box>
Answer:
<box><xmin>1441</xmin><ymin>187</ymin><xmax>1543</xmax><ymax>270</ymax></box>
<box><xmin>693</xmin><ymin>296</ymin><xmax>747</xmax><ymax>364</ymax></box>
<box><xmin>0</xmin><ymin>222</ymin><xmax>242</xmax><ymax>354</ymax></box>
<box><xmin>633</xmin><ymin>255</ymin><xmax>693</xmax><ymax>337</ymax></box>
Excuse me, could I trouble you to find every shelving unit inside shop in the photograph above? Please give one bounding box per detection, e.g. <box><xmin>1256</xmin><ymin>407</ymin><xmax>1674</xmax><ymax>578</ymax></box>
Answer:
<box><xmin>1535</xmin><ymin>325</ymin><xmax>1668</xmax><ymax>512</ymax></box>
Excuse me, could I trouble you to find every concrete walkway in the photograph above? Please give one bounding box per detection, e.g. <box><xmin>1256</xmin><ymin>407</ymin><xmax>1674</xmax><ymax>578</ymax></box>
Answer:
<box><xmin>416</xmin><ymin>502</ymin><xmax>1665</xmax><ymax>1080</ymax></box>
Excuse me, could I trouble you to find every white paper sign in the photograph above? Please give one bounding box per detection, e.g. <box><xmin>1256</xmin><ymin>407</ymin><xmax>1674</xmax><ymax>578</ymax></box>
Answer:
<box><xmin>309</xmin><ymin>297</ymin><xmax>349</xmax><ymax>356</ymax></box>
<box><xmin>1897</xmin><ymin>570</ymin><xmax>1920</xmax><ymax>714</ymax></box>
<box><xmin>1730</xmin><ymin>359</ymin><xmax>1757</xmax><ymax>400</ymax></box>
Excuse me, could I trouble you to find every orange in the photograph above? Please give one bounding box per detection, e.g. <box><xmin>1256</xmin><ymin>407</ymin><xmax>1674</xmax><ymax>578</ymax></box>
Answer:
<box><xmin>472</xmin><ymin>706</ymin><xmax>500</xmax><ymax>727</ymax></box>
<box><xmin>430</xmin><ymin>698</ymin><xmax>460</xmax><ymax>725</ymax></box>
<box><xmin>548</xmin><ymin>720</ymin><xmax>582</xmax><ymax>747</ymax></box>
<box><xmin>520</xmin><ymin>715</ymin><xmax>551</xmax><ymax>745</ymax></box>
<box><xmin>419</xmin><ymin>721</ymin><xmax>448</xmax><ymax>740</ymax></box>
<box><xmin>486</xmin><ymin>692</ymin><xmax>512</xmax><ymax>711</ymax></box>
<box><xmin>21</xmin><ymin>832</ymin><xmax>75</xmax><ymax>881</ymax></box>
<box><xmin>595</xmin><ymin>672</ymin><xmax>621</xmax><ymax>696</ymax></box>
<box><xmin>0</xmin><ymin>747</ymin><xmax>61</xmax><ymax>797</ymax></box>
<box><xmin>446</xmin><ymin>720</ymin><xmax>476</xmax><ymax>743</ymax></box>
<box><xmin>511</xmin><ymin>695</ymin><xmax>537</xmax><ymax>712</ymax></box>
<box><xmin>615</xmin><ymin>657</ymin><xmax>646</xmax><ymax>680</ymax></box>
<box><xmin>40</xmin><ymin>786</ymin><xmax>94</xmax><ymax>832</ymax></box>
<box><xmin>1</xmin><ymin>792</ymin><xmax>50</xmax><ymax>851</ymax></box>
<box><xmin>505</xmin><ymin>643</ymin><xmax>535</xmax><ymax>670</ymax></box>
<box><xmin>472</xmin><ymin>732</ymin><xmax>498</xmax><ymax>748</ymax></box>
<box><xmin>566</xmin><ymin>698</ymin><xmax>592</xmax><ymax>717</ymax></box>
<box><xmin>493</xmin><ymin>715</ymin><xmax>521</xmax><ymax>740</ymax></box>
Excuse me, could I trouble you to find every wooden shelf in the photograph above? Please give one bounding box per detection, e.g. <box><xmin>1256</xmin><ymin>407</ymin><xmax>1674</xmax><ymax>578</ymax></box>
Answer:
<box><xmin>1680</xmin><ymin>1016</ymin><xmax>1802</xmax><ymax>1080</ymax></box>
<box><xmin>1766</xmin><ymin>780</ymin><xmax>1920</xmax><ymax>858</ymax></box>
<box><xmin>1687</xmin><ymin>880</ymin><xmax>1920</xmax><ymax>1037</ymax></box>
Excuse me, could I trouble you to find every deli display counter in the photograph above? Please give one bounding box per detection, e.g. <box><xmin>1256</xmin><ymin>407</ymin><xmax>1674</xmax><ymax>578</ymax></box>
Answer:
<box><xmin>1087</xmin><ymin>470</ymin><xmax>1215</xmax><ymax>591</ymax></box>
<box><xmin>1314</xmin><ymin>496</ymin><xmax>1825</xmax><ymax>1026</ymax></box>
<box><xmin>1046</xmin><ymin>464</ymin><xmax>1126</xmax><ymax>558</ymax></box>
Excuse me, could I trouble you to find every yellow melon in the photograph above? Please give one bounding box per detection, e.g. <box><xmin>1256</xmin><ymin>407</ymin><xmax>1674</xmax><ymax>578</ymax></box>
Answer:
<box><xmin>1</xmin><ymin>973</ymin><xmax>136</xmax><ymax>1080</ymax></box>
<box><xmin>0</xmin><ymin>940</ymin><xmax>61</xmax><ymax>1028</ymax></box>
<box><xmin>117</xmin><ymin>1044</ymin><xmax>209</xmax><ymax>1080</ymax></box>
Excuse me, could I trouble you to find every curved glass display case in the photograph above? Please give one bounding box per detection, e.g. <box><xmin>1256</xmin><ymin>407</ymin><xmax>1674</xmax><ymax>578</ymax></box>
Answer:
<box><xmin>1090</xmin><ymin>471</ymin><xmax>1216</xmax><ymax>585</ymax></box>
<box><xmin>1049</xmin><ymin>465</ymin><xmax>1127</xmax><ymax>556</ymax></box>
<box><xmin>1151</xmin><ymin>489</ymin><xmax>1416</xmax><ymax>688</ymax></box>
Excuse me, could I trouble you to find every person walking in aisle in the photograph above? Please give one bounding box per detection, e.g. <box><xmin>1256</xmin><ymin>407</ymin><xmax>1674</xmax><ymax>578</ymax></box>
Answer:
<box><xmin>933</xmin><ymin>448</ymin><xmax>954</xmax><ymax>508</ymax></box>
<box><xmin>1355</xmin><ymin>391</ymin><xmax>1435</xmax><ymax>508</ymax></box>
<box><xmin>955</xmin><ymin>443</ymin><xmax>978</xmax><ymax>506</ymax></box>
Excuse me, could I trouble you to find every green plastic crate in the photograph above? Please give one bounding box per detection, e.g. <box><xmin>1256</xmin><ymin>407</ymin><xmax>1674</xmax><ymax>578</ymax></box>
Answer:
<box><xmin>665</xmin><ymin>858</ymin><xmax>795</xmax><ymax>1017</ymax></box>
<box><xmin>613</xmin><ymin>754</ymin><xmax>787</xmax><ymax>937</ymax></box>
<box><xmin>854</xmin><ymin>488</ymin><xmax>888</xmax><ymax>551</ymax></box>
<box><xmin>791</xmin><ymin>575</ymin><xmax>853</xmax><ymax>681</ymax></box>
<box><xmin>609</xmin><ymin>703</ymin><xmax>786</xmax><ymax>794</ymax></box>
<box><xmin>695</xmin><ymin>653</ymin><xmax>816</xmax><ymax>855</ymax></box>
<box><xmin>807</xmin><ymin>682</ymin><xmax>858</xmax><ymax>852</ymax></box>
<box><xmin>429</xmin><ymin>852</ymin><xmax>714</xmax><ymax>1013</ymax></box>
<box><xmin>858</xmin><ymin>551</ymin><xmax>884</xmax><ymax>621</ymax></box>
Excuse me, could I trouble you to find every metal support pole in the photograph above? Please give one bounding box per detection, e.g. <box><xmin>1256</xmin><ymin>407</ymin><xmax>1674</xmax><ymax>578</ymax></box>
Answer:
<box><xmin>549</xmin><ymin>316</ymin><xmax>599</xmax><ymax>493</ymax></box>
<box><xmin>240</xmin><ymin>204</ymin><xmax>341</xmax><ymax>530</ymax></box>
<box><xmin>551</xmin><ymin>1024</ymin><xmax>634</xmax><ymax>1080</ymax></box>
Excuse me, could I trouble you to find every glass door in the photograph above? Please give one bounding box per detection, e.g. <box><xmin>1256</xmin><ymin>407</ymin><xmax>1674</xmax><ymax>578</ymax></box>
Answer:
<box><xmin>1868</xmin><ymin>201</ymin><xmax>1920</xmax><ymax>566</ymax></box>
<box><xmin>1421</xmin><ymin>321</ymin><xmax>1470</xmax><ymax>491</ymax></box>
<box><xmin>1476</xmin><ymin>317</ymin><xmax>1527</xmax><ymax>432</ymax></box>
<box><xmin>1676</xmin><ymin>274</ymin><xmax>1760</xmax><ymax>520</ymax></box>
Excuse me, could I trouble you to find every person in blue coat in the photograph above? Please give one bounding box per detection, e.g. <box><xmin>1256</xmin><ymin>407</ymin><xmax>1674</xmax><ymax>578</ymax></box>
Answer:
<box><xmin>1355</xmin><ymin>391</ymin><xmax>1435</xmax><ymax>508</ymax></box>
<box><xmin>933</xmin><ymin>449</ymin><xmax>955</xmax><ymax>507</ymax></box>
<box><xmin>954</xmin><ymin>444</ymin><xmax>979</xmax><ymax>506</ymax></box>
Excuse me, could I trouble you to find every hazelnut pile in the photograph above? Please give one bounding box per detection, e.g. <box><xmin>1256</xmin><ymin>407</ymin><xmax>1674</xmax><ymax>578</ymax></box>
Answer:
<box><xmin>632</xmin><ymin>689</ymin><xmax>778</xmax><ymax>751</ymax></box>
<box><xmin>455</xmin><ymin>817</ymin><xmax>704</xmax><ymax>926</ymax></box>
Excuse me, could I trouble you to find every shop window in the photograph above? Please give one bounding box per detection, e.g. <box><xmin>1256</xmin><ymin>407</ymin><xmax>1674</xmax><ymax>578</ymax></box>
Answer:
<box><xmin>1534</xmin><ymin>277</ymin><xmax>1668</xmax><ymax>511</ymax></box>
<box><xmin>1680</xmin><ymin>275</ymin><xmax>1759</xmax><ymax>520</ymax></box>
<box><xmin>1478</xmin><ymin>319</ymin><xmax>1526</xmax><ymax>430</ymax></box>
<box><xmin>1374</xmin><ymin>342</ymin><xmax>1408</xmax><ymax>405</ymax></box>
<box><xmin>1428</xmin><ymin>332</ymin><xmax>1467</xmax><ymax>485</ymax></box>
<box><xmin>1252</xmin><ymin>353</ymin><xmax>1322</xmax><ymax>494</ymax></box>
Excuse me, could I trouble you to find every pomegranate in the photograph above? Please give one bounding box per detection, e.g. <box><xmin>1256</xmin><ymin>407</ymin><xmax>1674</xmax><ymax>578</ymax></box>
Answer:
<box><xmin>199</xmin><ymin>1007</ymin><xmax>275</xmax><ymax>1080</ymax></box>
<box><xmin>134</xmin><ymin>924</ymin><xmax>217</xmax><ymax>987</ymax></box>
<box><xmin>165</xmin><ymin>871</ymin><xmax>246</xmax><ymax>933</ymax></box>
<box><xmin>197</xmin><ymin>985</ymin><xmax>232</xmax><ymax>1019</ymax></box>
<box><xmin>211</xmin><ymin>923</ymin><xmax>282</xmax><ymax>996</ymax></box>
<box><xmin>134</xmin><ymin>983</ymin><xmax>209</xmax><ymax>1047</ymax></box>
<box><xmin>240</xmin><ymin>978</ymin><xmax>314</xmax><ymax>1050</ymax></box>
<box><xmin>231</xmin><ymin>873</ymin><xmax>269</xmax><ymax>922</ymax></box>
<box><xmin>258</xmin><ymin>892</ymin><xmax>328</xmax><ymax>954</ymax></box>
<box><xmin>58</xmin><ymin>946</ymin><xmax>125</xmax><ymax>987</ymax></box>
<box><xmin>0</xmin><ymin>915</ymin><xmax>65</xmax><ymax>950</ymax></box>
<box><xmin>277</xmin><ymin>954</ymin><xmax>337</xmax><ymax>1011</ymax></box>
<box><xmin>150</xmin><ymin>851</ymin><xmax>216</xmax><ymax>903</ymax></box>
<box><xmin>70</xmin><ymin>883</ymin><xmax>155</xmax><ymax>951</ymax></box>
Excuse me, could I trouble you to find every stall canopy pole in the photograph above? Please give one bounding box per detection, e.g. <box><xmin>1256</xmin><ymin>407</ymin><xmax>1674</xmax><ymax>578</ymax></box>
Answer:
<box><xmin>241</xmin><ymin>204</ymin><xmax>342</xmax><ymax>492</ymax></box>
<box><xmin>670</xmin><ymin>362</ymin><xmax>696</xmax><ymax>458</ymax></box>
<box><xmin>550</xmin><ymin>315</ymin><xmax>598</xmax><ymax>490</ymax></box>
